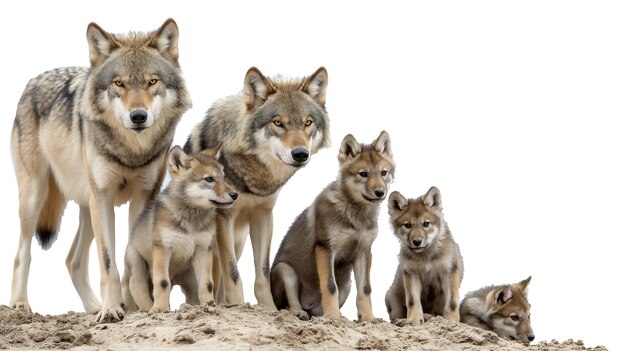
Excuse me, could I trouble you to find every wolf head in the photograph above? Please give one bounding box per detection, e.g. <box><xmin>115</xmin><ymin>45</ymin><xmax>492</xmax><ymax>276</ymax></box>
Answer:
<box><xmin>484</xmin><ymin>276</ymin><xmax>535</xmax><ymax>342</ymax></box>
<box><xmin>167</xmin><ymin>146</ymin><xmax>238</xmax><ymax>209</ymax></box>
<box><xmin>338</xmin><ymin>131</ymin><xmax>395</xmax><ymax>204</ymax></box>
<box><xmin>388</xmin><ymin>186</ymin><xmax>448</xmax><ymax>252</ymax></box>
<box><xmin>244</xmin><ymin>67</ymin><xmax>330</xmax><ymax>167</ymax></box>
<box><xmin>85</xmin><ymin>19</ymin><xmax>192</xmax><ymax>132</ymax></box>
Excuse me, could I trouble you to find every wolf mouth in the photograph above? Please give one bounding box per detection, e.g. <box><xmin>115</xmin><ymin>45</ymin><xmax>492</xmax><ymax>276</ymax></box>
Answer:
<box><xmin>362</xmin><ymin>195</ymin><xmax>384</xmax><ymax>203</ymax></box>
<box><xmin>130</xmin><ymin>127</ymin><xmax>147</xmax><ymax>133</ymax></box>
<box><xmin>210</xmin><ymin>200</ymin><xmax>235</xmax><ymax>207</ymax></box>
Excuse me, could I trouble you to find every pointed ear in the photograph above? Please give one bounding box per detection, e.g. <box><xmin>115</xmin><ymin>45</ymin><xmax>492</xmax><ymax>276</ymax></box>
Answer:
<box><xmin>168</xmin><ymin>145</ymin><xmax>191</xmax><ymax>175</ymax></box>
<box><xmin>516</xmin><ymin>276</ymin><xmax>532</xmax><ymax>298</ymax></box>
<box><xmin>491</xmin><ymin>287</ymin><xmax>513</xmax><ymax>306</ymax></box>
<box><xmin>302</xmin><ymin>67</ymin><xmax>328</xmax><ymax>106</ymax></box>
<box><xmin>373</xmin><ymin>130</ymin><xmax>392</xmax><ymax>158</ymax></box>
<box><xmin>199</xmin><ymin>142</ymin><xmax>222</xmax><ymax>160</ymax></box>
<box><xmin>422</xmin><ymin>186</ymin><xmax>442</xmax><ymax>210</ymax></box>
<box><xmin>243</xmin><ymin>67</ymin><xmax>275</xmax><ymax>110</ymax></box>
<box><xmin>149</xmin><ymin>18</ymin><xmax>180</xmax><ymax>63</ymax></box>
<box><xmin>388</xmin><ymin>191</ymin><xmax>408</xmax><ymax>216</ymax></box>
<box><xmin>86</xmin><ymin>22</ymin><xmax>118</xmax><ymax>67</ymax></box>
<box><xmin>338</xmin><ymin>134</ymin><xmax>362</xmax><ymax>162</ymax></box>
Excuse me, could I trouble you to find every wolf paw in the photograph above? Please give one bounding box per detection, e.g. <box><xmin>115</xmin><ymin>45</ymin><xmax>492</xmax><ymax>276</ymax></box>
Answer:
<box><xmin>11</xmin><ymin>301</ymin><xmax>32</xmax><ymax>313</ymax></box>
<box><xmin>95</xmin><ymin>305</ymin><xmax>125</xmax><ymax>323</ymax></box>
<box><xmin>148</xmin><ymin>305</ymin><xmax>170</xmax><ymax>314</ymax></box>
<box><xmin>357</xmin><ymin>316</ymin><xmax>383</xmax><ymax>323</ymax></box>
<box><xmin>291</xmin><ymin>309</ymin><xmax>310</xmax><ymax>320</ymax></box>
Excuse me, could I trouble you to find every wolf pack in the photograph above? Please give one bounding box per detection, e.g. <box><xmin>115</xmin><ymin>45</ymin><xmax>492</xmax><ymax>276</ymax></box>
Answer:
<box><xmin>8</xmin><ymin>19</ymin><xmax>535</xmax><ymax>343</ymax></box>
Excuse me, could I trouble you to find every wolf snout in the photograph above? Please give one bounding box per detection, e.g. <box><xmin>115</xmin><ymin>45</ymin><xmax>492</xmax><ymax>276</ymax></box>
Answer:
<box><xmin>412</xmin><ymin>239</ymin><xmax>422</xmax><ymax>247</ymax></box>
<box><xmin>291</xmin><ymin>148</ymin><xmax>309</xmax><ymax>163</ymax></box>
<box><xmin>130</xmin><ymin>109</ymin><xmax>148</xmax><ymax>125</ymax></box>
<box><xmin>229</xmin><ymin>192</ymin><xmax>239</xmax><ymax>200</ymax></box>
<box><xmin>374</xmin><ymin>189</ymin><xmax>385</xmax><ymax>198</ymax></box>
<box><xmin>526</xmin><ymin>334</ymin><xmax>535</xmax><ymax>342</ymax></box>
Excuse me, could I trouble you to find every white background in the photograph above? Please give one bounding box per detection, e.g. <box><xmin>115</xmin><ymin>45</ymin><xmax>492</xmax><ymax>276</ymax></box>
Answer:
<box><xmin>1</xmin><ymin>1</ymin><xmax>624</xmax><ymax>350</ymax></box>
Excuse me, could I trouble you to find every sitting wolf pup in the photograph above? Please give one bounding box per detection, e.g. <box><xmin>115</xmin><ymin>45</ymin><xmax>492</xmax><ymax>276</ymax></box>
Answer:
<box><xmin>385</xmin><ymin>186</ymin><xmax>464</xmax><ymax>324</ymax></box>
<box><xmin>460</xmin><ymin>277</ymin><xmax>535</xmax><ymax>342</ymax></box>
<box><xmin>122</xmin><ymin>145</ymin><xmax>238</xmax><ymax>313</ymax></box>
<box><xmin>271</xmin><ymin>131</ymin><xmax>395</xmax><ymax>321</ymax></box>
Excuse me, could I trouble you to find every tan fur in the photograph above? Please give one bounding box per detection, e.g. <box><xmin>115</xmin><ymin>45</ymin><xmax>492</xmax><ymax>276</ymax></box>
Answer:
<box><xmin>184</xmin><ymin>67</ymin><xmax>330</xmax><ymax>307</ymax></box>
<box><xmin>384</xmin><ymin>187</ymin><xmax>464</xmax><ymax>324</ymax></box>
<box><xmin>270</xmin><ymin>131</ymin><xmax>395</xmax><ymax>321</ymax></box>
<box><xmin>9</xmin><ymin>19</ymin><xmax>191</xmax><ymax>323</ymax></box>
<box><xmin>460</xmin><ymin>277</ymin><xmax>535</xmax><ymax>342</ymax></box>
<box><xmin>122</xmin><ymin>146</ymin><xmax>238</xmax><ymax>313</ymax></box>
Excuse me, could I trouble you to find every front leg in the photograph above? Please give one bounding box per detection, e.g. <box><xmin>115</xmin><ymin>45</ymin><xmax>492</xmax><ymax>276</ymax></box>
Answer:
<box><xmin>314</xmin><ymin>245</ymin><xmax>340</xmax><ymax>317</ymax></box>
<box><xmin>403</xmin><ymin>269</ymin><xmax>424</xmax><ymax>324</ymax></box>
<box><xmin>442</xmin><ymin>269</ymin><xmax>461</xmax><ymax>322</ymax></box>
<box><xmin>249</xmin><ymin>209</ymin><xmax>276</xmax><ymax>308</ymax></box>
<box><xmin>89</xmin><ymin>195</ymin><xmax>124</xmax><ymax>323</ymax></box>
<box><xmin>192</xmin><ymin>245</ymin><xmax>215</xmax><ymax>306</ymax></box>
<box><xmin>353</xmin><ymin>249</ymin><xmax>376</xmax><ymax>322</ymax></box>
<box><xmin>215</xmin><ymin>214</ymin><xmax>244</xmax><ymax>305</ymax></box>
<box><xmin>150</xmin><ymin>244</ymin><xmax>172</xmax><ymax>313</ymax></box>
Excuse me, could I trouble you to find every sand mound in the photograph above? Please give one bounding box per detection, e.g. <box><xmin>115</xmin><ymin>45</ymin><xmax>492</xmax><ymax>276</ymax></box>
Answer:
<box><xmin>0</xmin><ymin>304</ymin><xmax>607</xmax><ymax>350</ymax></box>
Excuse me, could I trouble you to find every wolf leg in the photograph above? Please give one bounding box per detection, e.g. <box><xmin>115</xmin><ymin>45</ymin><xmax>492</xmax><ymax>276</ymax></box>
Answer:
<box><xmin>125</xmin><ymin>247</ymin><xmax>152</xmax><ymax>311</ymax></box>
<box><xmin>443</xmin><ymin>269</ymin><xmax>461</xmax><ymax>322</ymax></box>
<box><xmin>66</xmin><ymin>206</ymin><xmax>101</xmax><ymax>313</ymax></box>
<box><xmin>314</xmin><ymin>245</ymin><xmax>340</xmax><ymax>317</ymax></box>
<box><xmin>216</xmin><ymin>215</ymin><xmax>245</xmax><ymax>305</ymax></box>
<box><xmin>353</xmin><ymin>250</ymin><xmax>376</xmax><ymax>322</ymax></box>
<box><xmin>150</xmin><ymin>244</ymin><xmax>172</xmax><ymax>313</ymax></box>
<box><xmin>249</xmin><ymin>209</ymin><xmax>276</xmax><ymax>308</ymax></box>
<box><xmin>272</xmin><ymin>262</ymin><xmax>309</xmax><ymax>320</ymax></box>
<box><xmin>192</xmin><ymin>245</ymin><xmax>215</xmax><ymax>306</ymax></box>
<box><xmin>403</xmin><ymin>271</ymin><xmax>424</xmax><ymax>323</ymax></box>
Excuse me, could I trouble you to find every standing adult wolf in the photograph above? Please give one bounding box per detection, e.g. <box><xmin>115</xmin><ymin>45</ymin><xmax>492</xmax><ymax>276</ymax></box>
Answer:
<box><xmin>9</xmin><ymin>19</ymin><xmax>192</xmax><ymax>323</ymax></box>
<box><xmin>184</xmin><ymin>67</ymin><xmax>330</xmax><ymax>307</ymax></box>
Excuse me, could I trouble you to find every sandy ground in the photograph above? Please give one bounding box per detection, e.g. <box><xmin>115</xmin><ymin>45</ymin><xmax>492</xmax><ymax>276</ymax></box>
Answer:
<box><xmin>0</xmin><ymin>304</ymin><xmax>608</xmax><ymax>351</ymax></box>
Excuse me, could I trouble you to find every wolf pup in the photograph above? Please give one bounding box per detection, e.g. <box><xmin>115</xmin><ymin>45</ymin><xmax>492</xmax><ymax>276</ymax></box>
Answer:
<box><xmin>385</xmin><ymin>187</ymin><xmax>464</xmax><ymax>324</ymax></box>
<box><xmin>122</xmin><ymin>146</ymin><xmax>238</xmax><ymax>313</ymax></box>
<box><xmin>9</xmin><ymin>19</ymin><xmax>192</xmax><ymax>322</ymax></box>
<box><xmin>270</xmin><ymin>131</ymin><xmax>395</xmax><ymax>321</ymax></box>
<box><xmin>460</xmin><ymin>277</ymin><xmax>535</xmax><ymax>342</ymax></box>
<box><xmin>184</xmin><ymin>67</ymin><xmax>330</xmax><ymax>307</ymax></box>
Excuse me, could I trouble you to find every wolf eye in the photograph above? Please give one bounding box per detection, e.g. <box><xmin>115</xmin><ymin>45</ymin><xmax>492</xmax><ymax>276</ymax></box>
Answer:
<box><xmin>305</xmin><ymin>119</ymin><xmax>313</xmax><ymax>126</ymax></box>
<box><xmin>273</xmin><ymin>119</ymin><xmax>283</xmax><ymax>127</ymax></box>
<box><xmin>149</xmin><ymin>78</ymin><xmax>158</xmax><ymax>85</ymax></box>
<box><xmin>358</xmin><ymin>171</ymin><xmax>368</xmax><ymax>177</ymax></box>
<box><xmin>114</xmin><ymin>79</ymin><xmax>123</xmax><ymax>87</ymax></box>
<box><xmin>204</xmin><ymin>176</ymin><xmax>214</xmax><ymax>183</ymax></box>
<box><xmin>510</xmin><ymin>315</ymin><xmax>520</xmax><ymax>321</ymax></box>
<box><xmin>381</xmin><ymin>170</ymin><xmax>388</xmax><ymax>176</ymax></box>
<box><xmin>403</xmin><ymin>223</ymin><xmax>412</xmax><ymax>229</ymax></box>
<box><xmin>423</xmin><ymin>221</ymin><xmax>430</xmax><ymax>228</ymax></box>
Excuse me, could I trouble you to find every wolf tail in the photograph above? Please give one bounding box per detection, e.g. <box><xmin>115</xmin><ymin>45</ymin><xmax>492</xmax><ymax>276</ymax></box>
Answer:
<box><xmin>36</xmin><ymin>173</ymin><xmax>66</xmax><ymax>250</ymax></box>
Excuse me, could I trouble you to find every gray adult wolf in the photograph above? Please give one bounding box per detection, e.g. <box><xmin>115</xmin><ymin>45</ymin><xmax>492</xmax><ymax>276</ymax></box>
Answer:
<box><xmin>384</xmin><ymin>187</ymin><xmax>464</xmax><ymax>324</ymax></box>
<box><xmin>184</xmin><ymin>67</ymin><xmax>330</xmax><ymax>307</ymax></box>
<box><xmin>123</xmin><ymin>145</ymin><xmax>238</xmax><ymax>313</ymax></box>
<box><xmin>9</xmin><ymin>19</ymin><xmax>192</xmax><ymax>323</ymax></box>
<box><xmin>270</xmin><ymin>131</ymin><xmax>395</xmax><ymax>321</ymax></box>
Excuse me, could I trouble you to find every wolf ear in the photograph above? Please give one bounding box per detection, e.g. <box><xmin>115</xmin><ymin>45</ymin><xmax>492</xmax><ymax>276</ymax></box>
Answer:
<box><xmin>199</xmin><ymin>143</ymin><xmax>222</xmax><ymax>160</ymax></box>
<box><xmin>150</xmin><ymin>18</ymin><xmax>180</xmax><ymax>63</ymax></box>
<box><xmin>243</xmin><ymin>67</ymin><xmax>276</xmax><ymax>110</ymax></box>
<box><xmin>373</xmin><ymin>130</ymin><xmax>392</xmax><ymax>158</ymax></box>
<box><xmin>168</xmin><ymin>145</ymin><xmax>191</xmax><ymax>175</ymax></box>
<box><xmin>303</xmin><ymin>67</ymin><xmax>328</xmax><ymax>107</ymax></box>
<box><xmin>492</xmin><ymin>287</ymin><xmax>513</xmax><ymax>306</ymax></box>
<box><xmin>338</xmin><ymin>134</ymin><xmax>362</xmax><ymax>162</ymax></box>
<box><xmin>388</xmin><ymin>191</ymin><xmax>408</xmax><ymax>216</ymax></box>
<box><xmin>422</xmin><ymin>186</ymin><xmax>442</xmax><ymax>211</ymax></box>
<box><xmin>516</xmin><ymin>276</ymin><xmax>532</xmax><ymax>298</ymax></box>
<box><xmin>86</xmin><ymin>22</ymin><xmax>118</xmax><ymax>67</ymax></box>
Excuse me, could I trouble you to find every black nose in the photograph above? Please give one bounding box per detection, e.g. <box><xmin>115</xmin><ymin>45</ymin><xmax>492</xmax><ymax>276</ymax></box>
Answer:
<box><xmin>374</xmin><ymin>189</ymin><xmax>385</xmax><ymax>198</ymax></box>
<box><xmin>229</xmin><ymin>192</ymin><xmax>238</xmax><ymax>200</ymax></box>
<box><xmin>527</xmin><ymin>335</ymin><xmax>535</xmax><ymax>342</ymax></box>
<box><xmin>291</xmin><ymin>148</ymin><xmax>309</xmax><ymax>163</ymax></box>
<box><xmin>130</xmin><ymin>110</ymin><xmax>148</xmax><ymax>125</ymax></box>
<box><xmin>412</xmin><ymin>239</ymin><xmax>422</xmax><ymax>247</ymax></box>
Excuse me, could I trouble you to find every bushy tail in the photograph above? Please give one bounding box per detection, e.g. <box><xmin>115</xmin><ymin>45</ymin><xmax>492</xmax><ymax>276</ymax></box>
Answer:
<box><xmin>36</xmin><ymin>174</ymin><xmax>66</xmax><ymax>250</ymax></box>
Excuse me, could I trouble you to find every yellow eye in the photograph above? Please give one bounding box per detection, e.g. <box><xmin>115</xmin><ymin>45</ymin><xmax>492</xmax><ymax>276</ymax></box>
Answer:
<box><xmin>149</xmin><ymin>78</ymin><xmax>158</xmax><ymax>85</ymax></box>
<box><xmin>273</xmin><ymin>119</ymin><xmax>283</xmax><ymax>127</ymax></box>
<box><xmin>114</xmin><ymin>79</ymin><xmax>123</xmax><ymax>86</ymax></box>
<box><xmin>305</xmin><ymin>119</ymin><xmax>312</xmax><ymax>126</ymax></box>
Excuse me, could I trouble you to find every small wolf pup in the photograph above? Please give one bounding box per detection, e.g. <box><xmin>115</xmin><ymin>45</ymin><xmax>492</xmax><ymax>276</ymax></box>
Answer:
<box><xmin>184</xmin><ymin>67</ymin><xmax>330</xmax><ymax>307</ymax></box>
<box><xmin>122</xmin><ymin>146</ymin><xmax>238</xmax><ymax>313</ymax></box>
<box><xmin>270</xmin><ymin>131</ymin><xmax>395</xmax><ymax>321</ymax></box>
<box><xmin>460</xmin><ymin>277</ymin><xmax>535</xmax><ymax>342</ymax></box>
<box><xmin>9</xmin><ymin>19</ymin><xmax>192</xmax><ymax>322</ymax></box>
<box><xmin>385</xmin><ymin>187</ymin><xmax>464</xmax><ymax>324</ymax></box>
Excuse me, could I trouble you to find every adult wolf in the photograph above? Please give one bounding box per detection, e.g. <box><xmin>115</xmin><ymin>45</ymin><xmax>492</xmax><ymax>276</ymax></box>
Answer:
<box><xmin>9</xmin><ymin>19</ymin><xmax>192</xmax><ymax>323</ymax></box>
<box><xmin>184</xmin><ymin>67</ymin><xmax>330</xmax><ymax>307</ymax></box>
